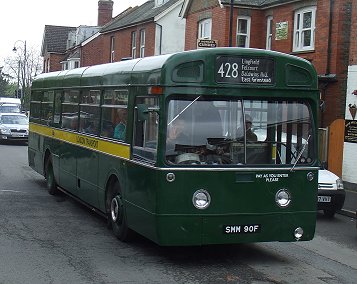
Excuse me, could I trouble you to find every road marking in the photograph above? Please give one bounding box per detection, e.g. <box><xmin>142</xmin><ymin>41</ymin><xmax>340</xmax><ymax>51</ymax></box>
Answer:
<box><xmin>0</xmin><ymin>190</ymin><xmax>25</xmax><ymax>193</ymax></box>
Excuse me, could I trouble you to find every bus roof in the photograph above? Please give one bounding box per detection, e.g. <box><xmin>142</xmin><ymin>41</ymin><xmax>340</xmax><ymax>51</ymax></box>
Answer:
<box><xmin>32</xmin><ymin>48</ymin><xmax>318</xmax><ymax>90</ymax></box>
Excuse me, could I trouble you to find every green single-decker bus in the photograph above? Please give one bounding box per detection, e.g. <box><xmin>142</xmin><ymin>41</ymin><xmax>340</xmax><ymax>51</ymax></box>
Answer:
<box><xmin>29</xmin><ymin>48</ymin><xmax>319</xmax><ymax>246</ymax></box>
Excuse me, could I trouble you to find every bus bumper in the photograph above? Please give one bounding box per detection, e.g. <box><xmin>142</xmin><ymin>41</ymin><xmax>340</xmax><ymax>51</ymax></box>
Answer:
<box><xmin>154</xmin><ymin>212</ymin><xmax>316</xmax><ymax>246</ymax></box>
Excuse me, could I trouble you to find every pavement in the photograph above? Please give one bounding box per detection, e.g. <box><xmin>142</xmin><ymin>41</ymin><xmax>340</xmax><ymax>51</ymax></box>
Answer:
<box><xmin>339</xmin><ymin>186</ymin><xmax>357</xmax><ymax>218</ymax></box>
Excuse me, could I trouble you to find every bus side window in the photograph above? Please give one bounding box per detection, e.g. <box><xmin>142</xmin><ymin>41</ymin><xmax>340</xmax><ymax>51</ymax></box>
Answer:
<box><xmin>41</xmin><ymin>91</ymin><xmax>54</xmax><ymax>126</ymax></box>
<box><xmin>29</xmin><ymin>91</ymin><xmax>42</xmax><ymax>123</ymax></box>
<box><xmin>133</xmin><ymin>97</ymin><xmax>159</xmax><ymax>162</ymax></box>
<box><xmin>53</xmin><ymin>91</ymin><xmax>62</xmax><ymax>126</ymax></box>
<box><xmin>101</xmin><ymin>89</ymin><xmax>128</xmax><ymax>140</ymax></box>
<box><xmin>79</xmin><ymin>90</ymin><xmax>100</xmax><ymax>135</ymax></box>
<box><xmin>113</xmin><ymin>108</ymin><xmax>127</xmax><ymax>140</ymax></box>
<box><xmin>61</xmin><ymin>90</ymin><xmax>79</xmax><ymax>131</ymax></box>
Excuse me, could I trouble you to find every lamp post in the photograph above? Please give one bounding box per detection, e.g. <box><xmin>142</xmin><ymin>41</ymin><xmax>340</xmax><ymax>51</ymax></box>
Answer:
<box><xmin>12</xmin><ymin>40</ymin><xmax>27</xmax><ymax>99</ymax></box>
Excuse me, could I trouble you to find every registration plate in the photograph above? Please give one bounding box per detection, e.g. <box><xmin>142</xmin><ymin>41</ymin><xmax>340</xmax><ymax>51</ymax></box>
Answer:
<box><xmin>318</xmin><ymin>196</ymin><xmax>331</xmax><ymax>203</ymax></box>
<box><xmin>224</xmin><ymin>224</ymin><xmax>261</xmax><ymax>234</ymax></box>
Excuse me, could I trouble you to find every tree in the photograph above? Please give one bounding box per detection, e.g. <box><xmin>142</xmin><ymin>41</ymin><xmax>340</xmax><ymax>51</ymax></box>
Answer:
<box><xmin>4</xmin><ymin>43</ymin><xmax>42</xmax><ymax>109</ymax></box>
<box><xmin>0</xmin><ymin>67</ymin><xmax>15</xmax><ymax>97</ymax></box>
<box><xmin>0</xmin><ymin>69</ymin><xmax>8</xmax><ymax>96</ymax></box>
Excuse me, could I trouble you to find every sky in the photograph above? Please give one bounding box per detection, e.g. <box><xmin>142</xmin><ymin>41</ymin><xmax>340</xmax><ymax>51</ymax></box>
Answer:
<box><xmin>0</xmin><ymin>0</ymin><xmax>147</xmax><ymax>66</ymax></box>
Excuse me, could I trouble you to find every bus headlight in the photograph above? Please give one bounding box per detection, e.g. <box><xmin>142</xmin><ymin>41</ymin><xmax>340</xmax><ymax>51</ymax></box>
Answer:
<box><xmin>275</xmin><ymin>189</ymin><xmax>291</xmax><ymax>208</ymax></box>
<box><xmin>192</xmin><ymin>189</ymin><xmax>211</xmax><ymax>209</ymax></box>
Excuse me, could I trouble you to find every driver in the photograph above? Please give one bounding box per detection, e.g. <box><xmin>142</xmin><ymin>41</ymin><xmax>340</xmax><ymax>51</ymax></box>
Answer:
<box><xmin>167</xmin><ymin>118</ymin><xmax>188</xmax><ymax>146</ymax></box>
<box><xmin>238</xmin><ymin>114</ymin><xmax>257</xmax><ymax>141</ymax></box>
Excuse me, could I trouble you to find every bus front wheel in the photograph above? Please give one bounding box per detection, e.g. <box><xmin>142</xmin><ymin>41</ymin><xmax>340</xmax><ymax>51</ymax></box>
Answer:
<box><xmin>45</xmin><ymin>158</ymin><xmax>58</xmax><ymax>195</ymax></box>
<box><xmin>108</xmin><ymin>181</ymin><xmax>131</xmax><ymax>241</ymax></box>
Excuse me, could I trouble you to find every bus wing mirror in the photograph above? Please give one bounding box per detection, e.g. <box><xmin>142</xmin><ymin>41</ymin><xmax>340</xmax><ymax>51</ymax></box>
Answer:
<box><xmin>137</xmin><ymin>104</ymin><xmax>149</xmax><ymax>122</ymax></box>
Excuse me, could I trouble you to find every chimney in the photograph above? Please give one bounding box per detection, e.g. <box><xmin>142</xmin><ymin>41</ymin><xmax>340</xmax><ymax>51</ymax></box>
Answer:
<box><xmin>98</xmin><ymin>0</ymin><xmax>114</xmax><ymax>26</ymax></box>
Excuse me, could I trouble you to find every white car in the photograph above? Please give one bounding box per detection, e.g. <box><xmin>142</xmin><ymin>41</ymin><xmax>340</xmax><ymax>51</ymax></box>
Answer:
<box><xmin>0</xmin><ymin>113</ymin><xmax>29</xmax><ymax>142</ymax></box>
<box><xmin>0</xmin><ymin>97</ymin><xmax>21</xmax><ymax>113</ymax></box>
<box><xmin>318</xmin><ymin>169</ymin><xmax>346</xmax><ymax>218</ymax></box>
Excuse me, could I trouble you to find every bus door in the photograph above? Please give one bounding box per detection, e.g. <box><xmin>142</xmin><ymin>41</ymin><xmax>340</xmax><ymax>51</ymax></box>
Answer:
<box><xmin>59</xmin><ymin>91</ymin><xmax>80</xmax><ymax>195</ymax></box>
<box><xmin>76</xmin><ymin>147</ymin><xmax>99</xmax><ymax>206</ymax></box>
<box><xmin>75</xmin><ymin>91</ymin><xmax>101</xmax><ymax>207</ymax></box>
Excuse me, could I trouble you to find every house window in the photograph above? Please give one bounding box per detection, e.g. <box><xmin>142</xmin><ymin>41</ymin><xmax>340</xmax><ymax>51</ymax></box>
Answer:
<box><xmin>198</xmin><ymin>18</ymin><xmax>212</xmax><ymax>39</ymax></box>
<box><xmin>140</xmin><ymin>29</ymin><xmax>145</xmax><ymax>58</ymax></box>
<box><xmin>62</xmin><ymin>62</ymin><xmax>68</xmax><ymax>71</ymax></box>
<box><xmin>74</xmin><ymin>61</ymin><xmax>80</xmax><ymax>68</ymax></box>
<box><xmin>131</xmin><ymin>31</ymin><xmax>137</xmax><ymax>59</ymax></box>
<box><xmin>155</xmin><ymin>0</ymin><xmax>167</xmax><ymax>7</ymax></box>
<box><xmin>110</xmin><ymin>36</ymin><xmax>115</xmax><ymax>62</ymax></box>
<box><xmin>266</xmin><ymin>16</ymin><xmax>273</xmax><ymax>50</ymax></box>
<box><xmin>236</xmin><ymin>16</ymin><xmax>251</xmax><ymax>48</ymax></box>
<box><xmin>293</xmin><ymin>6</ymin><xmax>316</xmax><ymax>52</ymax></box>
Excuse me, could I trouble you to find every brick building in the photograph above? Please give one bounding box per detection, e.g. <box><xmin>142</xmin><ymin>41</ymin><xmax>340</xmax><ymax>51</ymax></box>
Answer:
<box><xmin>81</xmin><ymin>0</ymin><xmax>185</xmax><ymax>66</ymax></box>
<box><xmin>41</xmin><ymin>0</ymin><xmax>115</xmax><ymax>72</ymax></box>
<box><xmin>41</xmin><ymin>25</ymin><xmax>76</xmax><ymax>73</ymax></box>
<box><xmin>181</xmin><ymin>0</ymin><xmax>354</xmax><ymax>129</ymax></box>
<box><xmin>343</xmin><ymin>0</ymin><xmax>357</xmax><ymax>187</ymax></box>
<box><xmin>41</xmin><ymin>0</ymin><xmax>185</xmax><ymax>69</ymax></box>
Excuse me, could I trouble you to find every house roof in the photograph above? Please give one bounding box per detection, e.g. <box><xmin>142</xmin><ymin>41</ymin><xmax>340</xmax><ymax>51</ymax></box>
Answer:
<box><xmin>101</xmin><ymin>0</ymin><xmax>182</xmax><ymax>33</ymax></box>
<box><xmin>180</xmin><ymin>0</ymin><xmax>303</xmax><ymax>17</ymax></box>
<box><xmin>219</xmin><ymin>0</ymin><xmax>302</xmax><ymax>8</ymax></box>
<box><xmin>41</xmin><ymin>25</ymin><xmax>76</xmax><ymax>56</ymax></box>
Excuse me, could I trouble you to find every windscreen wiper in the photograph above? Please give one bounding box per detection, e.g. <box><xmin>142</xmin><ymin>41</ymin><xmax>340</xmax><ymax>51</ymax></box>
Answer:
<box><xmin>167</xmin><ymin>96</ymin><xmax>201</xmax><ymax>126</ymax></box>
<box><xmin>290</xmin><ymin>134</ymin><xmax>311</xmax><ymax>172</ymax></box>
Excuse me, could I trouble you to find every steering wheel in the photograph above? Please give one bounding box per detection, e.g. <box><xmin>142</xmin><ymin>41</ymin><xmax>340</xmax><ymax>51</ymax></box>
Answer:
<box><xmin>176</xmin><ymin>153</ymin><xmax>201</xmax><ymax>164</ymax></box>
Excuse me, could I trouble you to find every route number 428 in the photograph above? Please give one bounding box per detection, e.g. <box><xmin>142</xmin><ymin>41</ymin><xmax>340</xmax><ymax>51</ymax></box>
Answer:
<box><xmin>217</xmin><ymin>63</ymin><xmax>240</xmax><ymax>78</ymax></box>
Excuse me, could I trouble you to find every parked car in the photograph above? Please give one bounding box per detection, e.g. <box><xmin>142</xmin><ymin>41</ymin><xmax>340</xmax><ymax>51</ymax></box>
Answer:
<box><xmin>0</xmin><ymin>113</ymin><xmax>29</xmax><ymax>142</ymax></box>
<box><xmin>318</xmin><ymin>169</ymin><xmax>346</xmax><ymax>217</ymax></box>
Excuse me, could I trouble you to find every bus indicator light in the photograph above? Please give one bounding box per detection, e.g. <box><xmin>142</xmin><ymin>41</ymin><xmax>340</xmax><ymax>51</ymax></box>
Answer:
<box><xmin>148</xmin><ymin>86</ymin><xmax>163</xmax><ymax>95</ymax></box>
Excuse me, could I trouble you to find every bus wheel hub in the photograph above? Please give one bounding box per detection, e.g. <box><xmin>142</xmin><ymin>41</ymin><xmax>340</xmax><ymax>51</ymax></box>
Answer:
<box><xmin>111</xmin><ymin>196</ymin><xmax>122</xmax><ymax>222</ymax></box>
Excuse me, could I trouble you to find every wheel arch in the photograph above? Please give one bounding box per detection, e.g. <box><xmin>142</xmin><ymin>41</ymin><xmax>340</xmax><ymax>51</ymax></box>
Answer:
<box><xmin>105</xmin><ymin>174</ymin><xmax>120</xmax><ymax>214</ymax></box>
<box><xmin>43</xmin><ymin>148</ymin><xmax>52</xmax><ymax>178</ymax></box>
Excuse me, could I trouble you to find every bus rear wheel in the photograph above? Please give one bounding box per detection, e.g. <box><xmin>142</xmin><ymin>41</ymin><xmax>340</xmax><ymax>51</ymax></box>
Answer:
<box><xmin>45</xmin><ymin>158</ymin><xmax>59</xmax><ymax>195</ymax></box>
<box><xmin>108</xmin><ymin>181</ymin><xmax>131</xmax><ymax>241</ymax></box>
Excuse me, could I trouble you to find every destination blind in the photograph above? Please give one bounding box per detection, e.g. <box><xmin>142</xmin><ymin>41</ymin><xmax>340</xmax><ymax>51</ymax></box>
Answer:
<box><xmin>215</xmin><ymin>56</ymin><xmax>275</xmax><ymax>85</ymax></box>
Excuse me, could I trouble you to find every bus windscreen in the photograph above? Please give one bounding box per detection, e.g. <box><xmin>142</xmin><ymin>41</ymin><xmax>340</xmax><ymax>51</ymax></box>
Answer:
<box><xmin>166</xmin><ymin>97</ymin><xmax>314</xmax><ymax>166</ymax></box>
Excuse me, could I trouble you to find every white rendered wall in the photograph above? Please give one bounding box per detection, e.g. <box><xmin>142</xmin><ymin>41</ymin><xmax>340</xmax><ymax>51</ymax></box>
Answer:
<box><xmin>154</xmin><ymin>3</ymin><xmax>186</xmax><ymax>55</ymax></box>
<box><xmin>342</xmin><ymin>65</ymin><xmax>357</xmax><ymax>184</ymax></box>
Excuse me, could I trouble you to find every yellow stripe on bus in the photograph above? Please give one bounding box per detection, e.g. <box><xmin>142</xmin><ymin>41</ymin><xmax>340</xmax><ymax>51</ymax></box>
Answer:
<box><xmin>29</xmin><ymin>123</ymin><xmax>130</xmax><ymax>159</ymax></box>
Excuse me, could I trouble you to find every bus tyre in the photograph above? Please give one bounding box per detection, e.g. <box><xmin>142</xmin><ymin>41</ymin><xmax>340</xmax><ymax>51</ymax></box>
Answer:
<box><xmin>45</xmin><ymin>159</ymin><xmax>58</xmax><ymax>195</ymax></box>
<box><xmin>108</xmin><ymin>182</ymin><xmax>131</xmax><ymax>241</ymax></box>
